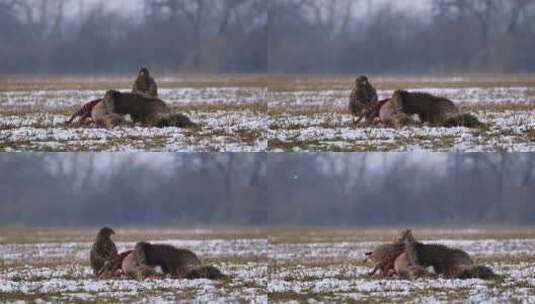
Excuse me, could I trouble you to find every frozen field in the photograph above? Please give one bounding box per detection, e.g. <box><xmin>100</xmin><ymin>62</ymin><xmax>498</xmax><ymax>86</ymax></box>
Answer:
<box><xmin>0</xmin><ymin>75</ymin><xmax>267</xmax><ymax>152</ymax></box>
<box><xmin>2</xmin><ymin>227</ymin><xmax>535</xmax><ymax>303</ymax></box>
<box><xmin>268</xmin><ymin>76</ymin><xmax>535</xmax><ymax>152</ymax></box>
<box><xmin>2</xmin><ymin>75</ymin><xmax>535</xmax><ymax>151</ymax></box>
<box><xmin>268</xmin><ymin>228</ymin><xmax>535</xmax><ymax>303</ymax></box>
<box><xmin>0</xmin><ymin>228</ymin><xmax>268</xmax><ymax>303</ymax></box>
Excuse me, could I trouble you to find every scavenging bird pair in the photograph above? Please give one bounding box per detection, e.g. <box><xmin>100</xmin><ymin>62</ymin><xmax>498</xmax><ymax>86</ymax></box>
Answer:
<box><xmin>67</xmin><ymin>67</ymin><xmax>196</xmax><ymax>129</ymax></box>
<box><xmin>349</xmin><ymin>76</ymin><xmax>483</xmax><ymax>128</ymax></box>
<box><xmin>89</xmin><ymin>227</ymin><xmax>226</xmax><ymax>280</ymax></box>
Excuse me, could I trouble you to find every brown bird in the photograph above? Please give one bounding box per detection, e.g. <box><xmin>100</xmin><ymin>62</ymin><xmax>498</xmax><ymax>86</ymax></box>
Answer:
<box><xmin>349</xmin><ymin>75</ymin><xmax>378</xmax><ymax>124</ymax></box>
<box><xmin>90</xmin><ymin>227</ymin><xmax>118</xmax><ymax>276</ymax></box>
<box><xmin>132</xmin><ymin>67</ymin><xmax>158</xmax><ymax>98</ymax></box>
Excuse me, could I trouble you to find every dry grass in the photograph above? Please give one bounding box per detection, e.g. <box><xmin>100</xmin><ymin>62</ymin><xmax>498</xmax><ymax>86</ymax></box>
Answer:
<box><xmin>4</xmin><ymin>73</ymin><xmax>535</xmax><ymax>92</ymax></box>
<box><xmin>0</xmin><ymin>226</ymin><xmax>268</xmax><ymax>244</ymax></box>
<box><xmin>0</xmin><ymin>75</ymin><xmax>268</xmax><ymax>152</ymax></box>
<box><xmin>2</xmin><ymin>74</ymin><xmax>534</xmax><ymax>152</ymax></box>
<box><xmin>9</xmin><ymin>225</ymin><xmax>534</xmax><ymax>247</ymax></box>
<box><xmin>0</xmin><ymin>74</ymin><xmax>269</xmax><ymax>92</ymax></box>
<box><xmin>267</xmin><ymin>226</ymin><xmax>535</xmax><ymax>244</ymax></box>
<box><xmin>266</xmin><ymin>74</ymin><xmax>535</xmax><ymax>152</ymax></box>
<box><xmin>0</xmin><ymin>226</ymin><xmax>268</xmax><ymax>303</ymax></box>
<box><xmin>267</xmin><ymin>73</ymin><xmax>535</xmax><ymax>92</ymax></box>
<box><xmin>2</xmin><ymin>226</ymin><xmax>535</xmax><ymax>303</ymax></box>
<box><xmin>268</xmin><ymin>226</ymin><xmax>535</xmax><ymax>303</ymax></box>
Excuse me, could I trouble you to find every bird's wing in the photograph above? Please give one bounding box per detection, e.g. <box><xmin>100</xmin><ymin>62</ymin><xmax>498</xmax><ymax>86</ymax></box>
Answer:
<box><xmin>149</xmin><ymin>79</ymin><xmax>158</xmax><ymax>96</ymax></box>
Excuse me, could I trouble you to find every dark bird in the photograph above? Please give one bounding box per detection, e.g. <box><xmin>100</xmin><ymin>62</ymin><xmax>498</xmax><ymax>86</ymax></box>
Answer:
<box><xmin>90</xmin><ymin>227</ymin><xmax>118</xmax><ymax>276</ymax></box>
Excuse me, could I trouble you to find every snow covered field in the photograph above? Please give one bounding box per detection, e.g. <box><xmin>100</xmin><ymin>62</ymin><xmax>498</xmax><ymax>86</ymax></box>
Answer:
<box><xmin>2</xmin><ymin>75</ymin><xmax>535</xmax><ymax>151</ymax></box>
<box><xmin>0</xmin><ymin>228</ymin><xmax>268</xmax><ymax>303</ymax></box>
<box><xmin>268</xmin><ymin>228</ymin><xmax>535</xmax><ymax>303</ymax></box>
<box><xmin>1</xmin><ymin>227</ymin><xmax>535</xmax><ymax>303</ymax></box>
<box><xmin>269</xmin><ymin>76</ymin><xmax>535</xmax><ymax>152</ymax></box>
<box><xmin>0</xmin><ymin>80</ymin><xmax>267</xmax><ymax>152</ymax></box>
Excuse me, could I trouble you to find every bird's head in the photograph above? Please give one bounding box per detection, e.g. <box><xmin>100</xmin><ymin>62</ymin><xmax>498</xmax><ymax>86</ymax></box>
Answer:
<box><xmin>97</xmin><ymin>227</ymin><xmax>115</xmax><ymax>239</ymax></box>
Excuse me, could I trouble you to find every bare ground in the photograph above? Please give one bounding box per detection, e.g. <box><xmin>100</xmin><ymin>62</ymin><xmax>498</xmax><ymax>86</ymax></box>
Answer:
<box><xmin>0</xmin><ymin>227</ymin><xmax>268</xmax><ymax>303</ymax></box>
<box><xmin>268</xmin><ymin>227</ymin><xmax>535</xmax><ymax>303</ymax></box>
<box><xmin>2</xmin><ymin>227</ymin><xmax>534</xmax><ymax>303</ymax></box>
<box><xmin>2</xmin><ymin>74</ymin><xmax>535</xmax><ymax>151</ymax></box>
<box><xmin>268</xmin><ymin>75</ymin><xmax>535</xmax><ymax>152</ymax></box>
<box><xmin>0</xmin><ymin>75</ymin><xmax>267</xmax><ymax>152</ymax></box>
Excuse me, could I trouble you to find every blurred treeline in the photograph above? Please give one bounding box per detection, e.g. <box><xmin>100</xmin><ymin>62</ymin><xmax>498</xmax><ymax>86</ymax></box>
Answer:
<box><xmin>4</xmin><ymin>0</ymin><xmax>535</xmax><ymax>74</ymax></box>
<box><xmin>268</xmin><ymin>153</ymin><xmax>535</xmax><ymax>226</ymax></box>
<box><xmin>0</xmin><ymin>0</ymin><xmax>267</xmax><ymax>74</ymax></box>
<box><xmin>0</xmin><ymin>154</ymin><xmax>267</xmax><ymax>226</ymax></box>
<box><xmin>1</xmin><ymin>153</ymin><xmax>534</xmax><ymax>226</ymax></box>
<box><xmin>269</xmin><ymin>0</ymin><xmax>535</xmax><ymax>73</ymax></box>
